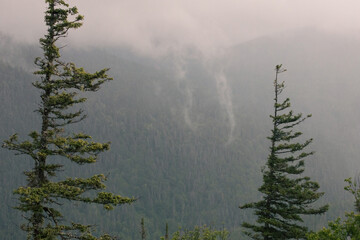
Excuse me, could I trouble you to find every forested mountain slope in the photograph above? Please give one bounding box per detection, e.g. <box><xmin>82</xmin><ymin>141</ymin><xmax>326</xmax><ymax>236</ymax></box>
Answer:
<box><xmin>1</xmin><ymin>29</ymin><xmax>359</xmax><ymax>239</ymax></box>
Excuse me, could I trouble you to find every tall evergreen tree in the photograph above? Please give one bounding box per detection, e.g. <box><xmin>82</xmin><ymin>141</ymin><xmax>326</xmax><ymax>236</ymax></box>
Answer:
<box><xmin>140</xmin><ymin>218</ymin><xmax>147</xmax><ymax>240</ymax></box>
<box><xmin>2</xmin><ymin>1</ymin><xmax>135</xmax><ymax>239</ymax></box>
<box><xmin>165</xmin><ymin>223</ymin><xmax>169</xmax><ymax>240</ymax></box>
<box><xmin>240</xmin><ymin>65</ymin><xmax>328</xmax><ymax>240</ymax></box>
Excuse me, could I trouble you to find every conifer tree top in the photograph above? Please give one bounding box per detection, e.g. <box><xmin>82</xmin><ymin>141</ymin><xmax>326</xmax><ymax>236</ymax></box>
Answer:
<box><xmin>240</xmin><ymin>65</ymin><xmax>328</xmax><ymax>240</ymax></box>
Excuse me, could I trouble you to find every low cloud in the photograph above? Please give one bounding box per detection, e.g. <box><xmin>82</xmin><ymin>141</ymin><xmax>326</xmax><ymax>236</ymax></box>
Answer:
<box><xmin>1</xmin><ymin>0</ymin><xmax>360</xmax><ymax>57</ymax></box>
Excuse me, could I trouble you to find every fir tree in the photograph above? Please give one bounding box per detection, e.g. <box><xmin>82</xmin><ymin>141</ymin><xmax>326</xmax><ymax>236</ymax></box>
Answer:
<box><xmin>240</xmin><ymin>65</ymin><xmax>328</xmax><ymax>240</ymax></box>
<box><xmin>140</xmin><ymin>218</ymin><xmax>146</xmax><ymax>240</ymax></box>
<box><xmin>2</xmin><ymin>0</ymin><xmax>135</xmax><ymax>239</ymax></box>
<box><xmin>165</xmin><ymin>223</ymin><xmax>169</xmax><ymax>240</ymax></box>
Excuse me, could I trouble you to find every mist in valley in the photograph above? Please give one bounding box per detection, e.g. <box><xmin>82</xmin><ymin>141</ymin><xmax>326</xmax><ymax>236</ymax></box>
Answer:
<box><xmin>1</xmin><ymin>1</ymin><xmax>360</xmax><ymax>239</ymax></box>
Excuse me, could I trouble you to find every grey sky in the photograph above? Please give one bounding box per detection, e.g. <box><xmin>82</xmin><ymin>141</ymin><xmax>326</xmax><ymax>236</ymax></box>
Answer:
<box><xmin>1</xmin><ymin>0</ymin><xmax>360</xmax><ymax>56</ymax></box>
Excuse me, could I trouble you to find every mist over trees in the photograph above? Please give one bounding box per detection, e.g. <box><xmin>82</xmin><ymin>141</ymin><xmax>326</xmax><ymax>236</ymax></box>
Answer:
<box><xmin>1</xmin><ymin>2</ymin><xmax>360</xmax><ymax>240</ymax></box>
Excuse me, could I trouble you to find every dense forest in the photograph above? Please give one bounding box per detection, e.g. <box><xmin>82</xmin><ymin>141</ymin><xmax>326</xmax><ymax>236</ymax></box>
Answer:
<box><xmin>1</xmin><ymin>25</ymin><xmax>360</xmax><ymax>239</ymax></box>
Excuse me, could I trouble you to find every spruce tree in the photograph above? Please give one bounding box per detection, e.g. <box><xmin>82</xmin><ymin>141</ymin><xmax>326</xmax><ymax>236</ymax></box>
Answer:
<box><xmin>140</xmin><ymin>218</ymin><xmax>146</xmax><ymax>240</ymax></box>
<box><xmin>165</xmin><ymin>223</ymin><xmax>169</xmax><ymax>240</ymax></box>
<box><xmin>2</xmin><ymin>0</ymin><xmax>135</xmax><ymax>239</ymax></box>
<box><xmin>240</xmin><ymin>65</ymin><xmax>328</xmax><ymax>240</ymax></box>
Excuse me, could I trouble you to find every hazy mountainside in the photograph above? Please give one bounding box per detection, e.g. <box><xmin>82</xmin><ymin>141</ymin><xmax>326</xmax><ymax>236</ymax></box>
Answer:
<box><xmin>1</xmin><ymin>29</ymin><xmax>360</xmax><ymax>239</ymax></box>
<box><xmin>227</xmin><ymin>29</ymin><xmax>360</xmax><ymax>191</ymax></box>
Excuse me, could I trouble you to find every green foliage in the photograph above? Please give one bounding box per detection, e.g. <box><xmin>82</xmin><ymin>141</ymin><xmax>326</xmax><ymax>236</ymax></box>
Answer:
<box><xmin>240</xmin><ymin>65</ymin><xmax>328</xmax><ymax>239</ymax></box>
<box><xmin>161</xmin><ymin>225</ymin><xmax>229</xmax><ymax>240</ymax></box>
<box><xmin>2</xmin><ymin>0</ymin><xmax>134</xmax><ymax>239</ymax></box>
<box><xmin>344</xmin><ymin>176</ymin><xmax>360</xmax><ymax>213</ymax></box>
<box><xmin>307</xmin><ymin>178</ymin><xmax>360</xmax><ymax>240</ymax></box>
<box><xmin>306</xmin><ymin>213</ymin><xmax>360</xmax><ymax>240</ymax></box>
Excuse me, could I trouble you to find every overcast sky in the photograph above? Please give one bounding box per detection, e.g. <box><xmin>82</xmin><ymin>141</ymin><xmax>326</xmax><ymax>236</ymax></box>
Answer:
<box><xmin>1</xmin><ymin>0</ymin><xmax>360</xmax><ymax>56</ymax></box>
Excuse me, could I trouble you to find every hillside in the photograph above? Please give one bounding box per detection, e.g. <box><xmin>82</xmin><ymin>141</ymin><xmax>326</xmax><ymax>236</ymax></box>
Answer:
<box><xmin>1</xmin><ymin>29</ymin><xmax>359</xmax><ymax>239</ymax></box>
